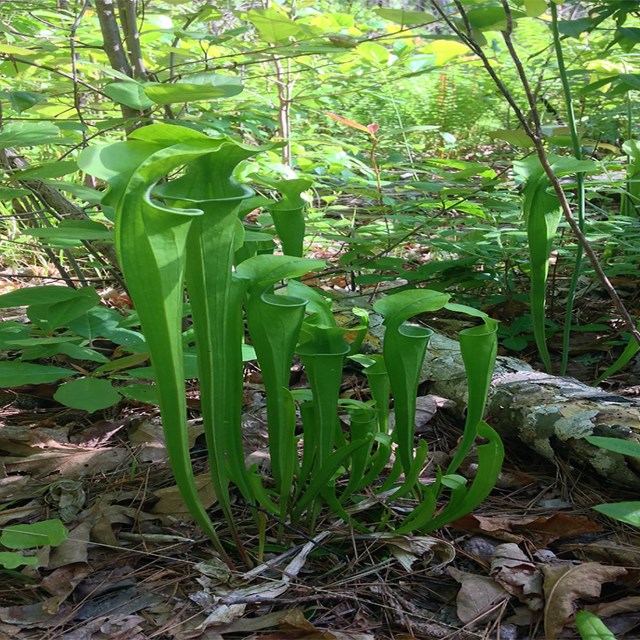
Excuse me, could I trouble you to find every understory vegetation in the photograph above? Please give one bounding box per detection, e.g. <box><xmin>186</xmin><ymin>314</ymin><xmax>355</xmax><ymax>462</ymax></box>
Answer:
<box><xmin>0</xmin><ymin>1</ymin><xmax>639</xmax><ymax>638</ymax></box>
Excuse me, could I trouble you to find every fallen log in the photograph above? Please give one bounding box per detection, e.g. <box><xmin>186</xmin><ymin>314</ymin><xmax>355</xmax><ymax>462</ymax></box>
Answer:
<box><xmin>427</xmin><ymin>332</ymin><xmax>640</xmax><ymax>488</ymax></box>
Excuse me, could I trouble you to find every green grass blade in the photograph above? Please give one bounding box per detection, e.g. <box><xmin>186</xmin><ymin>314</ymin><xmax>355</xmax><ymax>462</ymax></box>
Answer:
<box><xmin>595</xmin><ymin>327</ymin><xmax>640</xmax><ymax>384</ymax></box>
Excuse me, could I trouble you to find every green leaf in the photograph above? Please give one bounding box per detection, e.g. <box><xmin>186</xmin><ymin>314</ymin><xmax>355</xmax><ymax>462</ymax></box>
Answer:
<box><xmin>466</xmin><ymin>6</ymin><xmax>509</xmax><ymax>31</ymax></box>
<box><xmin>356</xmin><ymin>42</ymin><xmax>390</xmax><ymax>66</ymax></box>
<box><xmin>103</xmin><ymin>81</ymin><xmax>155</xmax><ymax>110</ymax></box>
<box><xmin>46</xmin><ymin>181</ymin><xmax>104</xmax><ymax>205</ymax></box>
<box><xmin>144</xmin><ymin>74</ymin><xmax>243</xmax><ymax>105</ymax></box>
<box><xmin>10</xmin><ymin>161</ymin><xmax>78</xmax><ymax>180</ymax></box>
<box><xmin>0</xmin><ymin>44</ymin><xmax>38</xmax><ymax>56</ymax></box>
<box><xmin>93</xmin><ymin>352</ymin><xmax>150</xmax><ymax>375</ymax></box>
<box><xmin>488</xmin><ymin>129</ymin><xmax>533</xmax><ymax>149</ymax></box>
<box><xmin>68</xmin><ymin>307</ymin><xmax>144</xmax><ymax>346</ymax></box>
<box><xmin>0</xmin><ymin>552</ymin><xmax>39</xmax><ymax>569</ymax></box>
<box><xmin>236</xmin><ymin>254</ymin><xmax>325</xmax><ymax>290</ymax></box>
<box><xmin>27</xmin><ymin>287</ymin><xmax>100</xmax><ymax>331</ymax></box>
<box><xmin>557</xmin><ymin>17</ymin><xmax>595</xmax><ymax>38</ymax></box>
<box><xmin>0</xmin><ymin>122</ymin><xmax>61</xmax><ymax>149</ymax></box>
<box><xmin>0</xmin><ymin>285</ymin><xmax>80</xmax><ymax>308</ymax></box>
<box><xmin>575</xmin><ymin>611</ymin><xmax>618</xmax><ymax>640</ymax></box>
<box><xmin>1</xmin><ymin>519</ymin><xmax>68</xmax><ymax>549</ymax></box>
<box><xmin>615</xmin><ymin>27</ymin><xmax>640</xmax><ymax>53</ymax></box>
<box><xmin>243</xmin><ymin>6</ymin><xmax>302</xmax><ymax>44</ymax></box>
<box><xmin>53</xmin><ymin>377</ymin><xmax>121</xmax><ymax>413</ymax></box>
<box><xmin>0</xmin><ymin>187</ymin><xmax>31</xmax><ymax>200</ymax></box>
<box><xmin>524</xmin><ymin>0</ymin><xmax>547</xmax><ymax>17</ymax></box>
<box><xmin>592</xmin><ymin>501</ymin><xmax>640</xmax><ymax>527</ymax></box>
<box><xmin>22</xmin><ymin>220</ymin><xmax>112</xmax><ymax>243</ymax></box>
<box><xmin>373</xmin><ymin>289</ymin><xmax>450</xmax><ymax>325</ymax></box>
<box><xmin>55</xmin><ymin>343</ymin><xmax>109</xmax><ymax>363</ymax></box>
<box><xmin>595</xmin><ymin>329</ymin><xmax>640</xmax><ymax>384</ymax></box>
<box><xmin>119</xmin><ymin>383</ymin><xmax>159</xmax><ymax>405</ymax></box>
<box><xmin>0</xmin><ymin>361</ymin><xmax>74</xmax><ymax>388</ymax></box>
<box><xmin>375</xmin><ymin>8</ymin><xmax>434</xmax><ymax>26</ymax></box>
<box><xmin>0</xmin><ymin>90</ymin><xmax>45</xmax><ymax>113</ymax></box>
<box><xmin>585</xmin><ymin>436</ymin><xmax>640</xmax><ymax>458</ymax></box>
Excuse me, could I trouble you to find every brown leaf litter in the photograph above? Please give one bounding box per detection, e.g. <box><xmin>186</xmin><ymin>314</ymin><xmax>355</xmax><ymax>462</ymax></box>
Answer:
<box><xmin>1</xmin><ymin>388</ymin><xmax>640</xmax><ymax>639</ymax></box>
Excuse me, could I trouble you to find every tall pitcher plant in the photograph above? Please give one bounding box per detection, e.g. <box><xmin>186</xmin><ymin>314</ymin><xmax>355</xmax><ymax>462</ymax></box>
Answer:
<box><xmin>78</xmin><ymin>124</ymin><xmax>270</xmax><ymax>560</ymax></box>
<box><xmin>80</xmin><ymin>123</ymin><xmax>502</xmax><ymax>560</ymax></box>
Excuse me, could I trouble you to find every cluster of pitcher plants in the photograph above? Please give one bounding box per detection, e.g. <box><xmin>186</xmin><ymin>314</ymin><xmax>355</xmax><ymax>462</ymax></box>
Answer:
<box><xmin>78</xmin><ymin>123</ymin><xmax>502</xmax><ymax>562</ymax></box>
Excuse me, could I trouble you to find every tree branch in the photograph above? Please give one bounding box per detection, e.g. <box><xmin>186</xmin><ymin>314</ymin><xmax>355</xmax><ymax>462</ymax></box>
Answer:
<box><xmin>117</xmin><ymin>0</ymin><xmax>148</xmax><ymax>80</ymax></box>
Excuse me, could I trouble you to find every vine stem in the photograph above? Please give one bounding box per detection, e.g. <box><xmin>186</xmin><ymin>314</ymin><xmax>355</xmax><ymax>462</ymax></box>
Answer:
<box><xmin>430</xmin><ymin>0</ymin><xmax>640</xmax><ymax>348</ymax></box>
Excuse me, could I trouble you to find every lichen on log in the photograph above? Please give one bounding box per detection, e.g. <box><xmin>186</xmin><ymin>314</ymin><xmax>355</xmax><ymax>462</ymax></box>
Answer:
<box><xmin>424</xmin><ymin>333</ymin><xmax>640</xmax><ymax>488</ymax></box>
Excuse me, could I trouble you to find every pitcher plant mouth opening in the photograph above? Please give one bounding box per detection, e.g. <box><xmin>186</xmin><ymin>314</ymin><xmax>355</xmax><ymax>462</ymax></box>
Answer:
<box><xmin>79</xmin><ymin>123</ymin><xmax>502</xmax><ymax>567</ymax></box>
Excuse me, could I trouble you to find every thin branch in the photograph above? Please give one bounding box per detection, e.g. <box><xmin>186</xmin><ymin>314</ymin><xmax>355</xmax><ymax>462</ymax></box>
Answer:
<box><xmin>69</xmin><ymin>0</ymin><xmax>90</xmax><ymax>134</ymax></box>
<box><xmin>117</xmin><ymin>0</ymin><xmax>148</xmax><ymax>80</ymax></box>
<box><xmin>500</xmin><ymin>1</ymin><xmax>541</xmax><ymax>137</ymax></box>
<box><xmin>94</xmin><ymin>0</ymin><xmax>132</xmax><ymax>77</ymax></box>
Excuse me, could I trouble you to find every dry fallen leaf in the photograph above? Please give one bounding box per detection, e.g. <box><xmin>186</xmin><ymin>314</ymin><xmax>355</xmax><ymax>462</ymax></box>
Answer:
<box><xmin>4</xmin><ymin>446</ymin><xmax>130</xmax><ymax>479</ymax></box>
<box><xmin>449</xmin><ymin>567</ymin><xmax>510</xmax><ymax>624</ymax></box>
<box><xmin>454</xmin><ymin>512</ymin><xmax>602</xmax><ymax>544</ymax></box>
<box><xmin>152</xmin><ymin>472</ymin><xmax>217</xmax><ymax>517</ymax></box>
<box><xmin>60</xmin><ymin>614</ymin><xmax>146</xmax><ymax>640</ymax></box>
<box><xmin>543</xmin><ymin>562</ymin><xmax>628</xmax><ymax>639</ymax></box>
<box><xmin>590</xmin><ymin>595</ymin><xmax>640</xmax><ymax>617</ymax></box>
<box><xmin>355</xmin><ymin>533</ymin><xmax>455</xmax><ymax>572</ymax></box>
<box><xmin>490</xmin><ymin>543</ymin><xmax>544</xmax><ymax>611</ymax></box>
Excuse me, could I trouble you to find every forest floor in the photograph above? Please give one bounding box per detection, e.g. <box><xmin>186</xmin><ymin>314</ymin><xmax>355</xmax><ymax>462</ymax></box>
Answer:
<box><xmin>1</xmin><ymin>271</ymin><xmax>640</xmax><ymax>640</ymax></box>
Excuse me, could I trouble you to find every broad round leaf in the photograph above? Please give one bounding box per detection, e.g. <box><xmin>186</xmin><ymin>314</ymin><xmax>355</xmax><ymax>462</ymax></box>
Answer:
<box><xmin>53</xmin><ymin>377</ymin><xmax>121</xmax><ymax>413</ymax></box>
<box><xmin>103</xmin><ymin>81</ymin><xmax>155</xmax><ymax>110</ymax></box>
<box><xmin>119</xmin><ymin>383</ymin><xmax>159</xmax><ymax>405</ymax></box>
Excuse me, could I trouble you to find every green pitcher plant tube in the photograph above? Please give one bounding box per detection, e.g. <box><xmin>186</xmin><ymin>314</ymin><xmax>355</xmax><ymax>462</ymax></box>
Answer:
<box><xmin>236</xmin><ymin>254</ymin><xmax>325</xmax><ymax>516</ymax></box>
<box><xmin>153</xmin><ymin>143</ymin><xmax>264</xmax><ymax>517</ymax></box>
<box><xmin>374</xmin><ymin>289</ymin><xmax>449</xmax><ymax>474</ymax></box>
<box><xmin>296</xmin><ymin>325</ymin><xmax>351</xmax><ymax>473</ymax></box>
<box><xmin>252</xmin><ymin>175</ymin><xmax>312</xmax><ymax>257</ymax></box>
<box><xmin>78</xmin><ymin>123</ymin><xmax>275</xmax><ymax>560</ymax></box>
<box><xmin>350</xmin><ymin>354</ymin><xmax>390</xmax><ymax>434</ymax></box>
<box><xmin>514</xmin><ymin>156</ymin><xmax>562</xmax><ymax>373</ymax></box>
<box><xmin>446</xmin><ymin>308</ymin><xmax>499</xmax><ymax>475</ymax></box>
<box><xmin>341</xmin><ymin>403</ymin><xmax>378</xmax><ymax>500</ymax></box>
<box><xmin>514</xmin><ymin>155</ymin><xmax>597</xmax><ymax>373</ymax></box>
